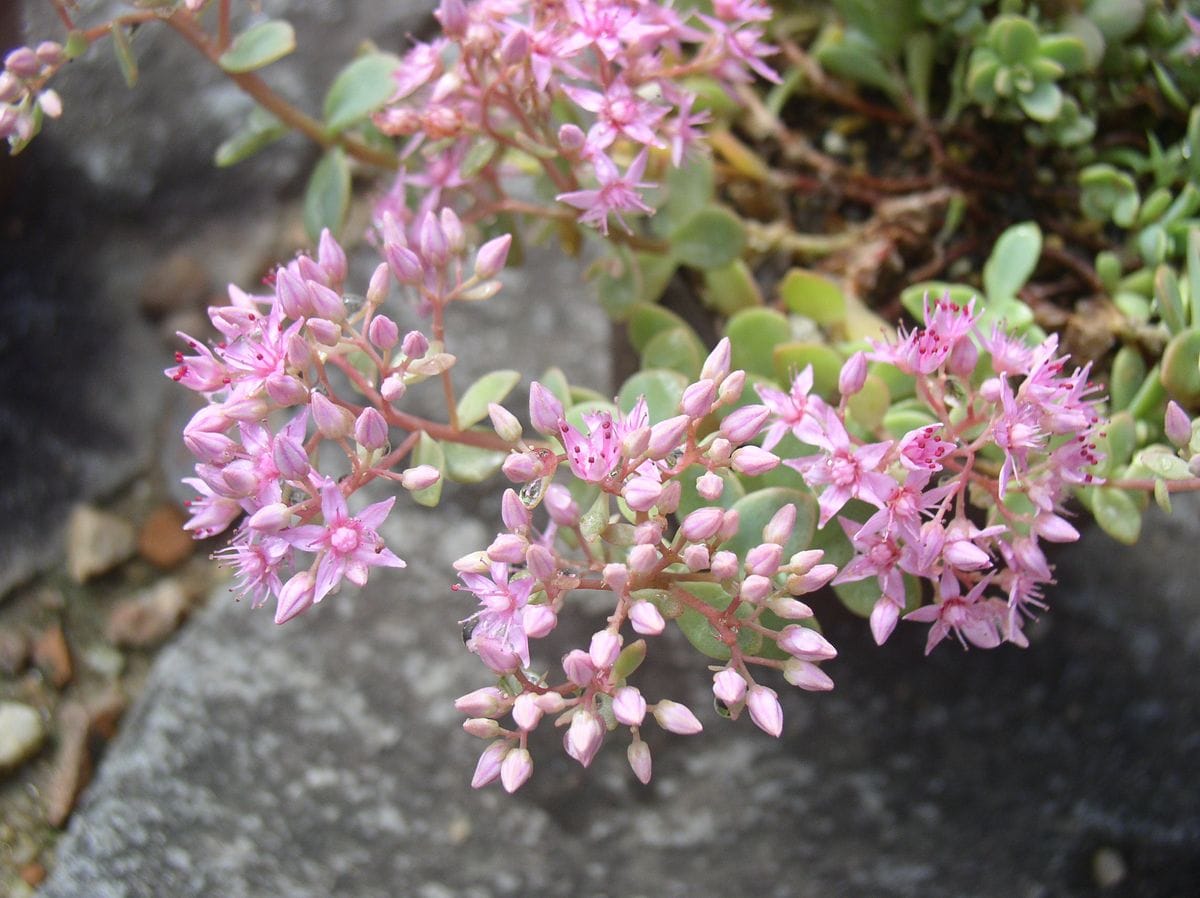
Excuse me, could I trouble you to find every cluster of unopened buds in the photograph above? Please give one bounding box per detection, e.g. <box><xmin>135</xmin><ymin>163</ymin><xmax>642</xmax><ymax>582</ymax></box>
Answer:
<box><xmin>1</xmin><ymin>42</ymin><xmax>64</xmax><ymax>148</ymax></box>
<box><xmin>372</xmin><ymin>0</ymin><xmax>779</xmax><ymax>235</ymax></box>
<box><xmin>170</xmin><ymin>210</ymin><xmax>513</xmax><ymax>621</ymax></box>
<box><xmin>455</xmin><ymin>338</ymin><xmax>840</xmax><ymax>792</ymax></box>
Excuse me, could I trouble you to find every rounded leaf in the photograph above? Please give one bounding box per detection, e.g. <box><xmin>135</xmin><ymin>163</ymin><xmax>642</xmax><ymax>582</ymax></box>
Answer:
<box><xmin>324</xmin><ymin>52</ymin><xmax>403</xmax><ymax>133</ymax></box>
<box><xmin>219</xmin><ymin>20</ymin><xmax>296</xmax><ymax>73</ymax></box>
<box><xmin>670</xmin><ymin>206</ymin><xmax>746</xmax><ymax>270</ymax></box>
<box><xmin>456</xmin><ymin>370</ymin><xmax>521</xmax><ymax>429</ymax></box>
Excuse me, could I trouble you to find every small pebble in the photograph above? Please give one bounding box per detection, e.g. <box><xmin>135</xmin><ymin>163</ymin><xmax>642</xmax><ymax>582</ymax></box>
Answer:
<box><xmin>138</xmin><ymin>504</ymin><xmax>195</xmax><ymax>569</ymax></box>
<box><xmin>0</xmin><ymin>628</ymin><xmax>30</xmax><ymax>676</ymax></box>
<box><xmin>44</xmin><ymin>702</ymin><xmax>91</xmax><ymax>828</ymax></box>
<box><xmin>18</xmin><ymin>862</ymin><xmax>45</xmax><ymax>887</ymax></box>
<box><xmin>82</xmin><ymin>644</ymin><xmax>126</xmax><ymax>679</ymax></box>
<box><xmin>0</xmin><ymin>702</ymin><xmax>46</xmax><ymax>774</ymax></box>
<box><xmin>32</xmin><ymin>623</ymin><xmax>73</xmax><ymax>688</ymax></box>
<box><xmin>1092</xmin><ymin>846</ymin><xmax>1127</xmax><ymax>889</ymax></box>
<box><xmin>106</xmin><ymin>579</ymin><xmax>189</xmax><ymax>648</ymax></box>
<box><xmin>66</xmin><ymin>505</ymin><xmax>137</xmax><ymax>584</ymax></box>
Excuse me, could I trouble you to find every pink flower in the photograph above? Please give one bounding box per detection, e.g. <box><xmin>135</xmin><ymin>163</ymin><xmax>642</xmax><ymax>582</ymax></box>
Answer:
<box><xmin>557</xmin><ymin>150</ymin><xmax>655</xmax><ymax>235</ymax></box>
<box><xmin>786</xmin><ymin>407</ymin><xmax>894</xmax><ymax>527</ymax></box>
<box><xmin>904</xmin><ymin>574</ymin><xmax>1007</xmax><ymax>655</ymax></box>
<box><xmin>458</xmin><ymin>563</ymin><xmax>536</xmax><ymax>671</ymax></box>
<box><xmin>562</xmin><ymin>79</ymin><xmax>669</xmax><ymax>151</ymax></box>
<box><xmin>283</xmin><ymin>479</ymin><xmax>406</xmax><ymax>603</ymax></box>
<box><xmin>756</xmin><ymin>365</ymin><xmax>825</xmax><ymax>451</ymax></box>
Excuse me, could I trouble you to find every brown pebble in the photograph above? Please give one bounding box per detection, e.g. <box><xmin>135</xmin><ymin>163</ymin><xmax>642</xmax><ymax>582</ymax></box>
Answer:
<box><xmin>0</xmin><ymin>627</ymin><xmax>29</xmax><ymax>676</ymax></box>
<box><xmin>19</xmin><ymin>862</ymin><xmax>46</xmax><ymax>887</ymax></box>
<box><xmin>139</xmin><ymin>251</ymin><xmax>211</xmax><ymax>320</ymax></box>
<box><xmin>86</xmin><ymin>688</ymin><xmax>128</xmax><ymax>742</ymax></box>
<box><xmin>138</xmin><ymin>504</ymin><xmax>195</xmax><ymax>569</ymax></box>
<box><xmin>32</xmin><ymin>624</ymin><xmax>73</xmax><ymax>689</ymax></box>
<box><xmin>44</xmin><ymin>702</ymin><xmax>91</xmax><ymax>828</ymax></box>
<box><xmin>106</xmin><ymin>580</ymin><xmax>188</xmax><ymax>648</ymax></box>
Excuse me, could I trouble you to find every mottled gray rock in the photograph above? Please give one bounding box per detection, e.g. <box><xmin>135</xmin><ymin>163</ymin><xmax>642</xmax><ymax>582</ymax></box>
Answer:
<box><xmin>41</xmin><ymin>493</ymin><xmax>1200</xmax><ymax>897</ymax></box>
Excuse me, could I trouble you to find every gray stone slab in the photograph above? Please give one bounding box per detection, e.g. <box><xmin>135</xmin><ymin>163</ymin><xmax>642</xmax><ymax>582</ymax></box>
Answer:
<box><xmin>42</xmin><ymin>492</ymin><xmax>1200</xmax><ymax>897</ymax></box>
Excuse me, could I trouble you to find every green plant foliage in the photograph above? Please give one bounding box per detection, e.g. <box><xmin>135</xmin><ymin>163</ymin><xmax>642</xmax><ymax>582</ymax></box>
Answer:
<box><xmin>218</xmin><ymin>20</ymin><xmax>296</xmax><ymax>73</ymax></box>
<box><xmin>410</xmin><ymin>433</ymin><xmax>445</xmax><ymax>507</ymax></box>
<box><xmin>324</xmin><ymin>52</ymin><xmax>403</xmax><ymax>134</ymax></box>
<box><xmin>303</xmin><ymin>148</ymin><xmax>351</xmax><ymax>241</ymax></box>
<box><xmin>726</xmin><ymin>308</ymin><xmax>791</xmax><ymax>378</ymax></box>
<box><xmin>779</xmin><ymin>268</ymin><xmax>846</xmax><ymax>325</ymax></box>
<box><xmin>455</xmin><ymin>370</ymin><xmax>521</xmax><ymax>429</ymax></box>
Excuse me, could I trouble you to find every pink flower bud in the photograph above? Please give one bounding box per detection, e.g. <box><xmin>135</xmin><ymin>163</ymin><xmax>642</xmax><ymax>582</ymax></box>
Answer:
<box><xmin>401</xmin><ymin>330</ymin><xmax>429</xmax><ymax>359</ymax></box>
<box><xmin>603</xmin><ymin>562</ymin><xmax>629</xmax><ymax>593</ymax></box>
<box><xmin>297</xmin><ymin>255</ymin><xmax>328</xmax><ymax>287</ymax></box>
<box><xmin>366</xmin><ymin>263</ymin><xmax>390</xmax><ymax>306</ymax></box>
<box><xmin>731</xmin><ymin>446</ymin><xmax>780</xmax><ymax>476</ymax></box>
<box><xmin>535</xmin><ymin>692</ymin><xmax>567</xmax><ymax>714</ymax></box>
<box><xmin>454</xmin><ymin>687</ymin><xmax>508</xmax><ymax>717</ymax></box>
<box><xmin>682</xmin><ymin>544</ymin><xmax>710</xmax><ymax>571</ymax></box>
<box><xmin>38</xmin><ymin>89</ymin><xmax>62</xmax><ymax>119</ymax></box>
<box><xmin>310</xmin><ymin>393</ymin><xmax>353</xmax><ymax>439</ymax></box>
<box><xmin>693</xmin><ymin>471</ymin><xmax>723</xmax><ymax>501</ymax></box>
<box><xmin>786</xmin><ymin>549</ymin><xmax>825</xmax><ymax>575</ymax></box>
<box><xmin>718</xmin><ymin>370</ymin><xmax>746</xmax><ymax>404</ymax></box>
<box><xmin>656</xmin><ymin>480</ymin><xmax>682</xmax><ymax>514</ymax></box>
<box><xmin>418</xmin><ymin>212</ymin><xmax>449</xmax><ymax>266</ymax></box>
<box><xmin>628</xmin><ymin>543</ymin><xmax>659</xmax><ymax>573</ymax></box>
<box><xmin>746</xmin><ymin>685</ymin><xmax>783</xmax><ymax>737</ymax></box>
<box><xmin>623</xmin><ymin>476</ymin><xmax>663</xmax><ymax>512</ymax></box>
<box><xmin>453</xmin><ymin>551</ymin><xmax>490</xmax><ymax>573</ymax></box>
<box><xmin>522</xmin><ymin>604</ymin><xmax>557</xmax><ymax>638</ymax></box>
<box><xmin>355</xmin><ymin>408</ymin><xmax>388</xmax><ymax>450</ymax></box>
<box><xmin>368</xmin><ymin>314</ymin><xmax>399</xmax><ymax>351</ymax></box>
<box><xmin>501</xmin><ymin>488</ymin><xmax>530</xmax><ymax>532</ymax></box>
<box><xmin>440</xmin><ymin>207</ymin><xmax>465</xmax><ymax>254</ymax></box>
<box><xmin>1033</xmin><ymin>512</ymin><xmax>1080</xmax><ymax>543</ymax></box>
<box><xmin>387</xmin><ymin>243</ymin><xmax>424</xmax><ymax>284</ymax></box>
<box><xmin>763</xmin><ymin>503</ymin><xmax>796</xmax><ymax>545</ymax></box>
<box><xmin>266</xmin><ymin>373</ymin><xmax>309</xmax><ymax>407</ymax></box>
<box><xmin>501</xmin><ymin>748</ymin><xmax>533</xmax><ymax>793</ymax></box>
<box><xmin>186</xmin><ymin>405</ymin><xmax>231</xmax><ymax>434</ymax></box>
<box><xmin>317</xmin><ymin>229</ymin><xmax>347</xmax><ymax>284</ymax></box>
<box><xmin>652</xmin><ymin>700</ymin><xmax>703</xmax><ymax>735</ymax></box>
<box><xmin>487</xmin><ymin>403</ymin><xmax>522</xmax><ymax>443</ymax></box>
<box><xmin>720</xmin><ymin>404</ymin><xmax>769</xmax><ymax>443</ymax></box>
<box><xmin>284</xmin><ymin>331</ymin><xmax>313</xmax><ymax>370</ymax></box>
<box><xmin>707</xmin><ymin>437</ymin><xmax>732</xmax><ymax>464</ymax></box>
<box><xmin>784</xmin><ymin>659</ymin><xmax>834</xmax><ymax>692</ymax></box>
<box><xmin>589</xmin><ymin>630</ymin><xmax>622</xmax><ymax>669</ymax></box>
<box><xmin>528</xmin><ymin>382</ymin><xmax>564</xmax><ymax>435</ymax></box>
<box><xmin>712</xmin><ymin>669</ymin><xmax>747</xmax><ymax>705</ymax></box>
<box><xmin>680</xmin><ymin>379</ymin><xmax>717</xmax><ymax>417</ymax></box>
<box><xmin>247</xmin><ymin>502</ymin><xmax>290</xmax><ymax>533</ymax></box>
<box><xmin>745</xmin><ymin>543</ymin><xmax>782</xmax><ymax>577</ymax></box>
<box><xmin>436</xmin><ymin>0</ymin><xmax>468</xmax><ymax>37</ymax></box>
<box><xmin>274</xmin><ymin>571</ymin><xmax>316</xmax><ymax>624</ymax></box>
<box><xmin>627</xmin><ymin>740</ymin><xmax>652</xmax><ymax>784</ymax></box>
<box><xmin>512</xmin><ymin>693</ymin><xmax>543</xmax><ymax>731</ymax></box>
<box><xmin>710</xmin><ymin>550</ymin><xmax>739</xmax><ymax>580</ymax></box>
<box><xmin>5</xmin><ymin>47</ymin><xmax>39</xmax><ymax>78</ymax></box>
<box><xmin>838</xmin><ymin>351</ymin><xmax>868</xmax><ymax>397</ymax></box>
<box><xmin>462</xmin><ymin>718</ymin><xmax>503</xmax><ymax>739</ymax></box>
<box><xmin>786</xmin><ymin>563</ymin><xmax>838</xmax><ymax>595</ymax></box>
<box><xmin>475</xmin><ymin>234</ymin><xmax>513</xmax><ymax>280</ymax></box>
<box><xmin>487</xmin><ymin>533</ymin><xmax>527</xmax><ymax>564</ymax></box>
<box><xmin>558</xmin><ymin>123</ymin><xmax>586</xmax><ymax>155</ymax></box>
<box><xmin>718</xmin><ymin>509</ymin><xmax>740</xmax><ymax>542</ymax></box>
<box><xmin>629</xmin><ymin>600</ymin><xmax>665</xmax><ymax>635</ymax></box>
<box><xmin>740</xmin><ymin>574</ymin><xmax>773</xmax><ymax>603</ymax></box>
<box><xmin>647</xmin><ymin>415</ymin><xmax>690</xmax><ymax>459</ymax></box>
<box><xmin>35</xmin><ymin>42</ymin><xmax>64</xmax><ymax>67</ymax></box>
<box><xmin>622</xmin><ymin>426</ymin><xmax>651</xmax><ymax>458</ymax></box>
<box><xmin>273</xmin><ymin>436</ymin><xmax>310</xmax><ymax>480</ymax></box>
<box><xmin>184</xmin><ymin>430</ymin><xmax>238</xmax><ymax>465</ymax></box>
<box><xmin>0</xmin><ymin>73</ymin><xmax>18</xmax><ymax>104</ymax></box>
<box><xmin>400</xmin><ymin>465</ymin><xmax>441</xmax><ymax>491</ymax></box>
<box><xmin>870</xmin><ymin>597</ymin><xmax>900</xmax><ymax>645</ymax></box>
<box><xmin>947</xmin><ymin>337</ymin><xmax>979</xmax><ymax>378</ymax></box>
<box><xmin>381</xmin><ymin>374</ymin><xmax>407</xmax><ymax>404</ymax></box>
<box><xmin>943</xmin><ymin>537</ymin><xmax>991</xmax><ymax>570</ymax></box>
<box><xmin>778</xmin><ymin>625</ymin><xmax>837</xmax><ymax>661</ymax></box>
<box><xmin>275</xmin><ymin>268</ymin><xmax>312</xmax><ymax>318</ymax></box>
<box><xmin>307</xmin><ymin>318</ymin><xmax>341</xmax><ymax>346</ymax></box>
<box><xmin>566</xmin><ymin>709</ymin><xmax>604</xmax><ymax>767</ymax></box>
<box><xmin>563</xmin><ymin>650</ymin><xmax>595</xmax><ymax>686</ymax></box>
<box><xmin>526</xmin><ymin>544</ymin><xmax>556</xmax><ymax>581</ymax></box>
<box><xmin>681</xmin><ymin>507</ymin><xmax>723</xmax><ymax>542</ymax></box>
<box><xmin>306</xmin><ymin>283</ymin><xmax>345</xmax><ymax>322</ymax></box>
<box><xmin>499</xmin><ymin>28</ymin><xmax>529</xmax><ymax>66</ymax></box>
<box><xmin>701</xmin><ymin>338</ymin><xmax>732</xmax><ymax>383</ymax></box>
<box><xmin>471</xmin><ymin>741</ymin><xmax>508</xmax><ymax>788</ymax></box>
<box><xmin>502</xmin><ymin>452</ymin><xmax>536</xmax><ymax>482</ymax></box>
<box><xmin>634</xmin><ymin>519</ymin><xmax>664</xmax><ymax>545</ymax></box>
<box><xmin>1165</xmin><ymin>401</ymin><xmax>1191</xmax><ymax>448</ymax></box>
<box><xmin>543</xmin><ymin>484</ymin><xmax>579</xmax><ymax>527</ymax></box>
<box><xmin>612</xmin><ymin>686</ymin><xmax>647</xmax><ymax>726</ymax></box>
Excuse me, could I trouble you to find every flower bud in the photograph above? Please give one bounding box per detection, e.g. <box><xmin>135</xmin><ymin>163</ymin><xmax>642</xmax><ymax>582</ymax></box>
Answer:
<box><xmin>436</xmin><ymin>0</ymin><xmax>469</xmax><ymax>38</ymax></box>
<box><xmin>680</xmin><ymin>507</ymin><xmax>723</xmax><ymax>542</ymax></box>
<box><xmin>629</xmin><ymin>600</ymin><xmax>665</xmax><ymax>635</ymax></box>
<box><xmin>500</xmin><ymin>748</ymin><xmax>533</xmax><ymax>793</ymax></box>
<box><xmin>487</xmin><ymin>403</ymin><xmax>523</xmax><ymax>443</ymax></box>
<box><xmin>682</xmin><ymin>544</ymin><xmax>710</xmax><ymax>571</ymax></box>
<box><xmin>273</xmin><ymin>436</ymin><xmax>310</xmax><ymax>480</ymax></box>
<box><xmin>870</xmin><ymin>596</ymin><xmax>901</xmax><ymax>645</ymax></box>
<box><xmin>525</xmin><ymin>544</ymin><xmax>555</xmax><ymax>581</ymax></box>
<box><xmin>380</xmin><ymin>374</ymin><xmax>407</xmax><ymax>404</ymax></box>
<box><xmin>838</xmin><ymin>351</ymin><xmax>868</xmax><ymax>397</ymax></box>
<box><xmin>368</xmin><ymin>314</ymin><xmax>399</xmax><ymax>350</ymax></box>
<box><xmin>603</xmin><ymin>563</ymin><xmax>629</xmax><ymax>593</ymax></box>
<box><xmin>777</xmin><ymin>625</ymin><xmax>837</xmax><ymax>661</ymax></box>
<box><xmin>627</xmin><ymin>543</ymin><xmax>659</xmax><ymax>573</ymax></box>
<box><xmin>680</xmin><ymin>379</ymin><xmax>717</xmax><ymax>418</ymax></box>
<box><xmin>266</xmin><ymin>373</ymin><xmax>309</xmax><ymax>407</ymax></box>
<box><xmin>317</xmin><ymin>229</ymin><xmax>347</xmax><ymax>284</ymax></box>
<box><xmin>276</xmin><ymin>268</ymin><xmax>313</xmax><ymax>318</ymax></box>
<box><xmin>184</xmin><ymin>430</ymin><xmax>238</xmax><ymax>465</ymax></box>
<box><xmin>740</xmin><ymin>574</ymin><xmax>773</xmax><ymax>603</ymax></box>
<box><xmin>1165</xmin><ymin>401</ymin><xmax>1191</xmax><ymax>448</ymax></box>
<box><xmin>720</xmin><ymin>404</ymin><xmax>770</xmax><ymax>443</ymax></box>
<box><xmin>712</xmin><ymin>669</ymin><xmax>746</xmax><ymax>705</ymax></box>
<box><xmin>400</xmin><ymin>465</ymin><xmax>441</xmax><ymax>491</ymax></box>
<box><xmin>528</xmin><ymin>381</ymin><xmax>564</xmax><ymax>435</ymax></box>
<box><xmin>247</xmin><ymin>502</ymin><xmax>291</xmax><ymax>533</ymax></box>
<box><xmin>745</xmin><ymin>543</ymin><xmax>782</xmax><ymax>577</ymax></box>
<box><xmin>656</xmin><ymin>480</ymin><xmax>681</xmax><ymax>514</ymax></box>
<box><xmin>543</xmin><ymin>484</ymin><xmax>580</xmax><ymax>527</ymax></box>
<box><xmin>307</xmin><ymin>317</ymin><xmax>341</xmax><ymax>346</ymax></box>
<box><xmin>746</xmin><ymin>685</ymin><xmax>783</xmax><ymax>737</ymax></box>
<box><xmin>355</xmin><ymin>408</ymin><xmax>388</xmax><ymax>450</ymax></box>
<box><xmin>502</xmin><ymin>452</ymin><xmax>536</xmax><ymax>482</ymax></box>
<box><xmin>627</xmin><ymin>740</ymin><xmax>652</xmax><ymax>784</ymax></box>
<box><xmin>35</xmin><ymin>42</ymin><xmax>64</xmax><ymax>67</ymax></box>
<box><xmin>418</xmin><ymin>212</ymin><xmax>449</xmax><ymax>266</ymax></box>
<box><xmin>718</xmin><ymin>509</ymin><xmax>740</xmax><ymax>542</ymax></box>
<box><xmin>566</xmin><ymin>709</ymin><xmax>603</xmax><ymax>767</ymax></box>
<box><xmin>401</xmin><ymin>330</ymin><xmax>430</xmax><ymax>359</ymax></box>
<box><xmin>285</xmin><ymin>331</ymin><xmax>313</xmax><ymax>370</ymax></box>
<box><xmin>562</xmin><ymin>649</ymin><xmax>595</xmax><ymax>686</ymax></box>
<box><xmin>947</xmin><ymin>338</ymin><xmax>979</xmax><ymax>378</ymax></box>
<box><xmin>366</xmin><ymin>262</ymin><xmax>391</xmax><ymax>306</ymax></box>
<box><xmin>701</xmin><ymin>338</ymin><xmax>732</xmax><ymax>383</ymax></box>
<box><xmin>707</xmin><ymin>437</ymin><xmax>732</xmax><ymax>464</ymax></box>
<box><xmin>534</xmin><ymin>692</ymin><xmax>567</xmax><ymax>714</ymax></box>
<box><xmin>731</xmin><ymin>446</ymin><xmax>780</xmax><ymax>476</ymax></box>
<box><xmin>710</xmin><ymin>550</ymin><xmax>738</xmax><ymax>580</ymax></box>
<box><xmin>523</xmin><ymin>603</ymin><xmax>557</xmax><ymax>638</ymax></box>
<box><xmin>558</xmin><ymin>123</ymin><xmax>586</xmax><ymax>155</ymax></box>
<box><xmin>767</xmin><ymin>596</ymin><xmax>814</xmax><ymax>620</ymax></box>
<box><xmin>1033</xmin><ymin>512</ymin><xmax>1079</xmax><ymax>543</ymax></box>
<box><xmin>622</xmin><ymin>476</ymin><xmax>663</xmax><ymax>512</ymax></box>
<box><xmin>784</xmin><ymin>659</ymin><xmax>834</xmax><ymax>692</ymax></box>
<box><xmin>763</xmin><ymin>503</ymin><xmax>796</xmax><ymax>545</ymax></box>
<box><xmin>647</xmin><ymin>415</ymin><xmax>690</xmax><ymax>459</ymax></box>
<box><xmin>786</xmin><ymin>563</ymin><xmax>838</xmax><ymax>594</ymax></box>
<box><xmin>311</xmin><ymin>393</ymin><xmax>353</xmax><ymax>439</ymax></box>
<box><xmin>652</xmin><ymin>700</ymin><xmax>703</xmax><ymax>735</ymax></box>
<box><xmin>5</xmin><ymin>47</ymin><xmax>40</xmax><ymax>78</ymax></box>
<box><xmin>499</xmin><ymin>28</ymin><xmax>529</xmax><ymax>66</ymax></box>
<box><xmin>634</xmin><ymin>519</ymin><xmax>664</xmax><ymax>545</ymax></box>
<box><xmin>621</xmin><ymin>425</ymin><xmax>651</xmax><ymax>458</ymax></box>
<box><xmin>487</xmin><ymin>533</ymin><xmax>527</xmax><ymax>564</ymax></box>
<box><xmin>471</xmin><ymin>741</ymin><xmax>508</xmax><ymax>788</ymax></box>
<box><xmin>387</xmin><ymin>243</ymin><xmax>424</xmax><ymax>284</ymax></box>
<box><xmin>512</xmin><ymin>693</ymin><xmax>543</xmax><ymax>731</ymax></box>
<box><xmin>474</xmin><ymin>234</ymin><xmax>513</xmax><ymax>280</ymax></box>
<box><xmin>612</xmin><ymin>686</ymin><xmax>646</xmax><ymax>726</ymax></box>
<box><xmin>453</xmin><ymin>551</ymin><xmax>491</xmax><ymax>573</ymax></box>
<box><xmin>500</xmin><ymin>488</ymin><xmax>530</xmax><ymax>532</ymax></box>
<box><xmin>440</xmin><ymin>207</ymin><xmax>465</xmax><ymax>254</ymax></box>
<box><xmin>274</xmin><ymin>571</ymin><xmax>316</xmax><ymax>625</ymax></box>
<box><xmin>717</xmin><ymin>370</ymin><xmax>746</xmax><ymax>404</ymax></box>
<box><xmin>37</xmin><ymin>89</ymin><xmax>62</xmax><ymax>119</ymax></box>
<box><xmin>454</xmin><ymin>687</ymin><xmax>508</xmax><ymax>718</ymax></box>
<box><xmin>463</xmin><ymin>717</ymin><xmax>503</xmax><ymax>739</ymax></box>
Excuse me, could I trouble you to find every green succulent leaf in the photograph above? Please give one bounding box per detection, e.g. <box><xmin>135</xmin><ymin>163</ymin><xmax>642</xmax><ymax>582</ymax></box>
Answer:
<box><xmin>772</xmin><ymin>342</ymin><xmax>843</xmax><ymax>399</ymax></box>
<box><xmin>1091</xmin><ymin>486</ymin><xmax>1142</xmax><ymax>545</ymax></box>
<box><xmin>671</xmin><ymin>206</ymin><xmax>746</xmax><ymax>270</ymax></box>
<box><xmin>324</xmin><ymin>52</ymin><xmax>403</xmax><ymax>134</ymax></box>
<box><xmin>111</xmin><ymin>25</ymin><xmax>138</xmax><ymax>87</ymax></box>
<box><xmin>779</xmin><ymin>268</ymin><xmax>846</xmax><ymax>325</ymax></box>
<box><xmin>410</xmin><ymin>433</ymin><xmax>445</xmax><ymax>507</ymax></box>
<box><xmin>720</xmin><ymin>487</ymin><xmax>818</xmax><ymax>562</ymax></box>
<box><xmin>641</xmin><ymin>326</ymin><xmax>705</xmax><ymax>379</ymax></box>
<box><xmin>617</xmin><ymin>369</ymin><xmax>689</xmax><ymax>424</ymax></box>
<box><xmin>214</xmin><ymin>107</ymin><xmax>288</xmax><ymax>167</ymax></box>
<box><xmin>443</xmin><ymin>441</ymin><xmax>507</xmax><ymax>483</ymax></box>
<box><xmin>456</xmin><ymin>370</ymin><xmax>521</xmax><ymax>429</ymax></box>
<box><xmin>1160</xmin><ymin>328</ymin><xmax>1200</xmax><ymax>401</ymax></box>
<box><xmin>218</xmin><ymin>20</ymin><xmax>296</xmax><ymax>73</ymax></box>
<box><xmin>303</xmin><ymin>147</ymin><xmax>350</xmax><ymax>241</ymax></box>
<box><xmin>628</xmin><ymin>304</ymin><xmax>689</xmax><ymax>353</ymax></box>
<box><xmin>727</xmin><ymin>308</ymin><xmax>791</xmax><ymax>379</ymax></box>
<box><xmin>702</xmin><ymin>260</ymin><xmax>763</xmax><ymax>315</ymax></box>
<box><xmin>983</xmin><ymin>221</ymin><xmax>1042</xmax><ymax>300</ymax></box>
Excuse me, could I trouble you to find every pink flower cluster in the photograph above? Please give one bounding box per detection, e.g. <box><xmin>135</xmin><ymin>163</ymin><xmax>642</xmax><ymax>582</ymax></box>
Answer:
<box><xmin>455</xmin><ymin>339</ymin><xmax>838</xmax><ymax>791</ymax></box>
<box><xmin>170</xmin><ymin>215</ymin><xmax>512</xmax><ymax>623</ymax></box>
<box><xmin>0</xmin><ymin>43</ymin><xmax>64</xmax><ymax>149</ymax></box>
<box><xmin>372</xmin><ymin>0</ymin><xmax>779</xmax><ymax>235</ymax></box>
<box><xmin>770</xmin><ymin>293</ymin><xmax>1105</xmax><ymax>654</ymax></box>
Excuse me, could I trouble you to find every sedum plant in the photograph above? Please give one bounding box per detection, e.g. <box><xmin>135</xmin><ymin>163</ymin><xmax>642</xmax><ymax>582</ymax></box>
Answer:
<box><xmin>9</xmin><ymin>0</ymin><xmax>1200</xmax><ymax>794</ymax></box>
